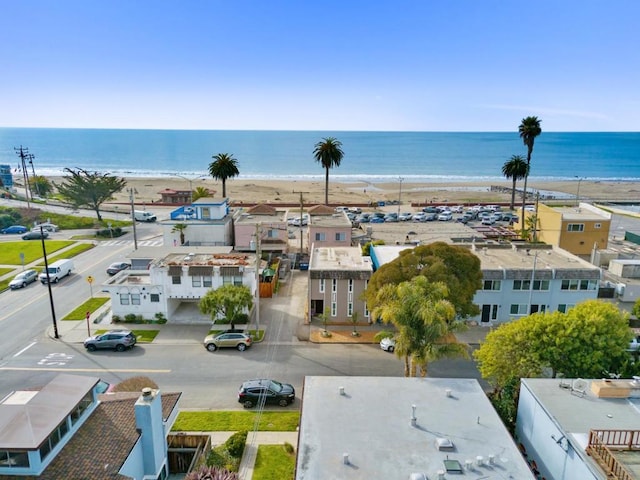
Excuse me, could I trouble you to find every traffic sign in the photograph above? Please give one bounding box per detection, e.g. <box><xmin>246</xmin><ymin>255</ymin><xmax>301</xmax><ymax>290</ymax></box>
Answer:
<box><xmin>87</xmin><ymin>276</ymin><xmax>94</xmax><ymax>284</ymax></box>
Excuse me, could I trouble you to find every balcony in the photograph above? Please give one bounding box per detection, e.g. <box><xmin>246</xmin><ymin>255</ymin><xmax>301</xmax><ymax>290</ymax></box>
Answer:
<box><xmin>586</xmin><ymin>429</ymin><xmax>640</xmax><ymax>480</ymax></box>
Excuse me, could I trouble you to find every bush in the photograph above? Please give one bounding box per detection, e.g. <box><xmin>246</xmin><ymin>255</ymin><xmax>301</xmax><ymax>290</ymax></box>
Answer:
<box><xmin>111</xmin><ymin>376</ymin><xmax>159</xmax><ymax>393</ymax></box>
<box><xmin>95</xmin><ymin>227</ymin><xmax>124</xmax><ymax>238</ymax></box>
<box><xmin>283</xmin><ymin>442</ymin><xmax>295</xmax><ymax>455</ymax></box>
<box><xmin>225</xmin><ymin>430</ymin><xmax>248</xmax><ymax>459</ymax></box>
<box><xmin>112</xmin><ymin>314</ymin><xmax>122</xmax><ymax>323</ymax></box>
<box><xmin>633</xmin><ymin>298</ymin><xmax>640</xmax><ymax>318</ymax></box>
<box><xmin>154</xmin><ymin>312</ymin><xmax>167</xmax><ymax>324</ymax></box>
<box><xmin>125</xmin><ymin>313</ymin><xmax>137</xmax><ymax>323</ymax></box>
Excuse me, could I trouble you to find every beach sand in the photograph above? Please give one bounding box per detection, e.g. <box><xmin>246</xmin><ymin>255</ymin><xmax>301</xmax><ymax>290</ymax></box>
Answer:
<box><xmin>104</xmin><ymin>177</ymin><xmax>640</xmax><ymax>207</ymax></box>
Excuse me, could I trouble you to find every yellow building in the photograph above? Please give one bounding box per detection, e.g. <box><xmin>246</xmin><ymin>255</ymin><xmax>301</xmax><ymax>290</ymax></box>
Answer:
<box><xmin>524</xmin><ymin>203</ymin><xmax>611</xmax><ymax>256</ymax></box>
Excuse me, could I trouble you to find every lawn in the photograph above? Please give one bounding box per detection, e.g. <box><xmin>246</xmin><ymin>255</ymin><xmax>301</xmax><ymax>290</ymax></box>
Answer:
<box><xmin>253</xmin><ymin>445</ymin><xmax>296</xmax><ymax>480</ymax></box>
<box><xmin>0</xmin><ymin>268</ymin><xmax>14</xmax><ymax>277</ymax></box>
<box><xmin>63</xmin><ymin>297</ymin><xmax>110</xmax><ymax>320</ymax></box>
<box><xmin>172</xmin><ymin>411</ymin><xmax>300</xmax><ymax>432</ymax></box>
<box><xmin>0</xmin><ymin>241</ymin><xmax>75</xmax><ymax>265</ymax></box>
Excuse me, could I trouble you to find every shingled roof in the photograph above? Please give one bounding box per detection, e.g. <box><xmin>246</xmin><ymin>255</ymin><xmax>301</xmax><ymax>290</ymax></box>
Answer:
<box><xmin>0</xmin><ymin>392</ymin><xmax>181</xmax><ymax>480</ymax></box>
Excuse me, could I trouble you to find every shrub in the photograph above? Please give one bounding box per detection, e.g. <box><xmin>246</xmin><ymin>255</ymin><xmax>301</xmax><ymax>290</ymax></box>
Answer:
<box><xmin>234</xmin><ymin>313</ymin><xmax>249</xmax><ymax>325</ymax></box>
<box><xmin>154</xmin><ymin>312</ymin><xmax>167</xmax><ymax>324</ymax></box>
<box><xmin>633</xmin><ymin>298</ymin><xmax>640</xmax><ymax>318</ymax></box>
<box><xmin>112</xmin><ymin>315</ymin><xmax>122</xmax><ymax>323</ymax></box>
<box><xmin>124</xmin><ymin>313</ymin><xmax>137</xmax><ymax>323</ymax></box>
<box><xmin>283</xmin><ymin>442</ymin><xmax>295</xmax><ymax>455</ymax></box>
<box><xmin>111</xmin><ymin>376</ymin><xmax>159</xmax><ymax>392</ymax></box>
<box><xmin>185</xmin><ymin>466</ymin><xmax>239</xmax><ymax>480</ymax></box>
<box><xmin>224</xmin><ymin>430</ymin><xmax>248</xmax><ymax>459</ymax></box>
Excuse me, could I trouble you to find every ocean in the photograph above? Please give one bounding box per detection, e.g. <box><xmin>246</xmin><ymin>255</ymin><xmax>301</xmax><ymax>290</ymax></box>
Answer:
<box><xmin>0</xmin><ymin>128</ymin><xmax>639</xmax><ymax>183</ymax></box>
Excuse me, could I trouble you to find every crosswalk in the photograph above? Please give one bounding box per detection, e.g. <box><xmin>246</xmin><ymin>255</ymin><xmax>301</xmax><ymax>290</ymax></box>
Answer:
<box><xmin>99</xmin><ymin>239</ymin><xmax>164</xmax><ymax>247</ymax></box>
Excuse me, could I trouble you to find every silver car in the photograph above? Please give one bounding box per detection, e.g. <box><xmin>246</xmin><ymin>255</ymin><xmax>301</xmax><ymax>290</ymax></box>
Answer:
<box><xmin>84</xmin><ymin>330</ymin><xmax>137</xmax><ymax>352</ymax></box>
<box><xmin>9</xmin><ymin>269</ymin><xmax>38</xmax><ymax>289</ymax></box>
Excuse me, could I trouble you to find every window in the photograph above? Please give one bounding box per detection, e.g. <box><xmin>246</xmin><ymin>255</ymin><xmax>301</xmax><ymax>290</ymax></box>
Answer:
<box><xmin>558</xmin><ymin>304</ymin><xmax>574</xmax><ymax>313</ymax></box>
<box><xmin>594</xmin><ymin>223</ymin><xmax>601</xmax><ymax>229</ymax></box>
<box><xmin>150</xmin><ymin>293</ymin><xmax>160</xmax><ymax>303</ymax></box>
<box><xmin>223</xmin><ymin>275</ymin><xmax>243</xmax><ymax>286</ymax></box>
<box><xmin>266</xmin><ymin>229</ymin><xmax>277</xmax><ymax>238</ymax></box>
<box><xmin>172</xmin><ymin>275</ymin><xmax>181</xmax><ymax>285</ymax></box>
<box><xmin>347</xmin><ymin>302</ymin><xmax>353</xmax><ymax>316</ymax></box>
<box><xmin>203</xmin><ymin>276</ymin><xmax>212</xmax><ymax>287</ymax></box>
<box><xmin>319</xmin><ymin>279</ymin><xmax>325</xmax><ymax>293</ymax></box>
<box><xmin>561</xmin><ymin>279</ymin><xmax>596</xmax><ymax>291</ymax></box>
<box><xmin>131</xmin><ymin>293</ymin><xmax>141</xmax><ymax>305</ymax></box>
<box><xmin>483</xmin><ymin>280</ymin><xmax>501</xmax><ymax>291</ymax></box>
<box><xmin>315</xmin><ymin>232</ymin><xmax>326</xmax><ymax>241</ymax></box>
<box><xmin>348</xmin><ymin>279</ymin><xmax>353</xmax><ymax>292</ymax></box>
<box><xmin>510</xmin><ymin>304</ymin><xmax>528</xmax><ymax>315</ymax></box>
<box><xmin>192</xmin><ymin>276</ymin><xmax>202</xmax><ymax>287</ymax></box>
<box><xmin>332</xmin><ymin>279</ymin><xmax>337</xmax><ymax>292</ymax></box>
<box><xmin>71</xmin><ymin>392</ymin><xmax>93</xmax><ymax>425</ymax></box>
<box><xmin>0</xmin><ymin>450</ymin><xmax>29</xmax><ymax>468</ymax></box>
<box><xmin>335</xmin><ymin>232</ymin><xmax>346</xmax><ymax>241</ymax></box>
<box><xmin>201</xmin><ymin>207</ymin><xmax>211</xmax><ymax>219</ymax></box>
<box><xmin>513</xmin><ymin>280</ymin><xmax>549</xmax><ymax>291</ymax></box>
<box><xmin>331</xmin><ymin>301</ymin><xmax>337</xmax><ymax>316</ymax></box>
<box><xmin>120</xmin><ymin>293</ymin><xmax>130</xmax><ymax>305</ymax></box>
<box><xmin>39</xmin><ymin>419</ymin><xmax>70</xmax><ymax>461</ymax></box>
<box><xmin>567</xmin><ymin>223</ymin><xmax>584</xmax><ymax>232</ymax></box>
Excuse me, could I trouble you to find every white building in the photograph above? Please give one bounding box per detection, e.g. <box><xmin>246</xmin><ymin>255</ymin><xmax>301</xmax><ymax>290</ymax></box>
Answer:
<box><xmin>516</xmin><ymin>377</ymin><xmax>640</xmax><ymax>480</ymax></box>
<box><xmin>161</xmin><ymin>197</ymin><xmax>234</xmax><ymax>247</ymax></box>
<box><xmin>369</xmin><ymin>243</ymin><xmax>601</xmax><ymax>324</ymax></box>
<box><xmin>102</xmin><ymin>247</ymin><xmax>258</xmax><ymax>322</ymax></box>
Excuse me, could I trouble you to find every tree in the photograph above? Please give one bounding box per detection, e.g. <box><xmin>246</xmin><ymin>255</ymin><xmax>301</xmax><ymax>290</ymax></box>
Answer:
<box><xmin>518</xmin><ymin>116</ymin><xmax>542</xmax><ymax>228</ymax></box>
<box><xmin>364</xmin><ymin>242</ymin><xmax>482</xmax><ymax>320</ymax></box>
<box><xmin>474</xmin><ymin>300</ymin><xmax>631</xmax><ymax>387</ymax></box>
<box><xmin>171</xmin><ymin>223</ymin><xmax>188</xmax><ymax>245</ymax></box>
<box><xmin>350</xmin><ymin>311</ymin><xmax>361</xmax><ymax>337</ymax></box>
<box><xmin>54</xmin><ymin>168</ymin><xmax>126</xmax><ymax>221</ymax></box>
<box><xmin>199</xmin><ymin>284</ymin><xmax>253</xmax><ymax>330</ymax></box>
<box><xmin>192</xmin><ymin>186</ymin><xmax>212</xmax><ymax>202</ymax></box>
<box><xmin>29</xmin><ymin>175</ymin><xmax>54</xmax><ymax>198</ymax></box>
<box><xmin>372</xmin><ymin>276</ymin><xmax>468</xmax><ymax>377</ymax></box>
<box><xmin>209</xmin><ymin>153</ymin><xmax>239</xmax><ymax>198</ymax></box>
<box><xmin>501</xmin><ymin>155</ymin><xmax>528</xmax><ymax>210</ymax></box>
<box><xmin>313</xmin><ymin>137</ymin><xmax>344</xmax><ymax>205</ymax></box>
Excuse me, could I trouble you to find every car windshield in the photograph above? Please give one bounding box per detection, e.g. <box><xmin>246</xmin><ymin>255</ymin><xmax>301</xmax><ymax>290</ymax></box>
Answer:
<box><xmin>269</xmin><ymin>380</ymin><xmax>283</xmax><ymax>393</ymax></box>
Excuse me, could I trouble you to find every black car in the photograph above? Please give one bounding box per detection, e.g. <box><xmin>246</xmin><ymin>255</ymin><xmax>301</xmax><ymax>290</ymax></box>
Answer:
<box><xmin>238</xmin><ymin>379</ymin><xmax>295</xmax><ymax>408</ymax></box>
<box><xmin>106</xmin><ymin>262</ymin><xmax>132</xmax><ymax>275</ymax></box>
<box><xmin>22</xmin><ymin>230</ymin><xmax>49</xmax><ymax>240</ymax></box>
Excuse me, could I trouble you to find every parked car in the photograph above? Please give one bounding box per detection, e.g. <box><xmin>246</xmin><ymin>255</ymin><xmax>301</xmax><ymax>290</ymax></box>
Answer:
<box><xmin>422</xmin><ymin>206</ymin><xmax>438</xmax><ymax>213</ymax></box>
<box><xmin>398</xmin><ymin>212</ymin><xmax>414</xmax><ymax>221</ymax></box>
<box><xmin>481</xmin><ymin>217</ymin><xmax>495</xmax><ymax>225</ymax></box>
<box><xmin>383</xmin><ymin>213</ymin><xmax>398</xmax><ymax>222</ymax></box>
<box><xmin>380</xmin><ymin>337</ymin><xmax>396</xmax><ymax>353</ymax></box>
<box><xmin>32</xmin><ymin>223</ymin><xmax>59</xmax><ymax>232</ymax></box>
<box><xmin>9</xmin><ymin>269</ymin><xmax>38</xmax><ymax>289</ymax></box>
<box><xmin>237</xmin><ymin>379</ymin><xmax>295</xmax><ymax>408</ymax></box>
<box><xmin>370</xmin><ymin>216</ymin><xmax>385</xmax><ymax>223</ymax></box>
<box><xmin>438</xmin><ymin>211</ymin><xmax>453</xmax><ymax>221</ymax></box>
<box><xmin>107</xmin><ymin>262</ymin><xmax>132</xmax><ymax>275</ymax></box>
<box><xmin>424</xmin><ymin>213</ymin><xmax>438</xmax><ymax>221</ymax></box>
<box><xmin>84</xmin><ymin>330</ymin><xmax>137</xmax><ymax>352</ymax></box>
<box><xmin>1</xmin><ymin>225</ymin><xmax>27</xmax><ymax>234</ymax></box>
<box><xmin>629</xmin><ymin>336</ymin><xmax>640</xmax><ymax>351</ymax></box>
<box><xmin>412</xmin><ymin>212</ymin><xmax>427</xmax><ymax>222</ymax></box>
<box><xmin>203</xmin><ymin>332</ymin><xmax>252</xmax><ymax>352</ymax></box>
<box><xmin>22</xmin><ymin>230</ymin><xmax>49</xmax><ymax>240</ymax></box>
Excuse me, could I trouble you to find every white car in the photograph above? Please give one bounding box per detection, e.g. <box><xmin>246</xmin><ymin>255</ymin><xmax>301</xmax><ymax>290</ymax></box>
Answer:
<box><xmin>380</xmin><ymin>337</ymin><xmax>396</xmax><ymax>353</ymax></box>
<box><xmin>481</xmin><ymin>217</ymin><xmax>495</xmax><ymax>225</ymax></box>
<box><xmin>438</xmin><ymin>211</ymin><xmax>453</xmax><ymax>221</ymax></box>
<box><xmin>412</xmin><ymin>213</ymin><xmax>427</xmax><ymax>222</ymax></box>
<box><xmin>32</xmin><ymin>223</ymin><xmax>59</xmax><ymax>232</ymax></box>
<box><xmin>398</xmin><ymin>212</ymin><xmax>414</xmax><ymax>221</ymax></box>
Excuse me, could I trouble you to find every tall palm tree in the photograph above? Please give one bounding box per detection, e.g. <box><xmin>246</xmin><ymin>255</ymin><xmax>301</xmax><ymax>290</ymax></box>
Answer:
<box><xmin>502</xmin><ymin>155</ymin><xmax>529</xmax><ymax>210</ymax></box>
<box><xmin>209</xmin><ymin>153</ymin><xmax>239</xmax><ymax>198</ymax></box>
<box><xmin>313</xmin><ymin>137</ymin><xmax>344</xmax><ymax>205</ymax></box>
<box><xmin>372</xmin><ymin>276</ymin><xmax>468</xmax><ymax>377</ymax></box>
<box><xmin>518</xmin><ymin>116</ymin><xmax>542</xmax><ymax>228</ymax></box>
<box><xmin>171</xmin><ymin>223</ymin><xmax>188</xmax><ymax>245</ymax></box>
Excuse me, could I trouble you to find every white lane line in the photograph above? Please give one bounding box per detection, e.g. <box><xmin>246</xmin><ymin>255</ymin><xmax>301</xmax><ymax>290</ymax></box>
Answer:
<box><xmin>13</xmin><ymin>342</ymin><xmax>37</xmax><ymax>357</ymax></box>
<box><xmin>0</xmin><ymin>367</ymin><xmax>171</xmax><ymax>373</ymax></box>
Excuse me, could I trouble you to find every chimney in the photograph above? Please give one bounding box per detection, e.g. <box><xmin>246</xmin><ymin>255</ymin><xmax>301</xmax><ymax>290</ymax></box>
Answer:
<box><xmin>135</xmin><ymin>388</ymin><xmax>166</xmax><ymax>476</ymax></box>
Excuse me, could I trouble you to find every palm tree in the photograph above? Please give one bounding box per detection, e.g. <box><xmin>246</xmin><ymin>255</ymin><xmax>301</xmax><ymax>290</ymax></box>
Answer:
<box><xmin>372</xmin><ymin>276</ymin><xmax>468</xmax><ymax>377</ymax></box>
<box><xmin>192</xmin><ymin>186</ymin><xmax>212</xmax><ymax>202</ymax></box>
<box><xmin>209</xmin><ymin>153</ymin><xmax>239</xmax><ymax>198</ymax></box>
<box><xmin>171</xmin><ymin>223</ymin><xmax>188</xmax><ymax>245</ymax></box>
<box><xmin>518</xmin><ymin>116</ymin><xmax>542</xmax><ymax>228</ymax></box>
<box><xmin>313</xmin><ymin>137</ymin><xmax>344</xmax><ymax>205</ymax></box>
<box><xmin>502</xmin><ymin>155</ymin><xmax>528</xmax><ymax>210</ymax></box>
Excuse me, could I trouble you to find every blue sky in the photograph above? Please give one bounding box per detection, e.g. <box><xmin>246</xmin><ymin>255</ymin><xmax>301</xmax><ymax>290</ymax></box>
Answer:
<box><xmin>1</xmin><ymin>1</ymin><xmax>638</xmax><ymax>131</ymax></box>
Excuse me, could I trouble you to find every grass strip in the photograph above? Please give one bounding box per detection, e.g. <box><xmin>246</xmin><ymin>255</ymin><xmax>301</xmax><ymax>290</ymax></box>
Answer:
<box><xmin>172</xmin><ymin>411</ymin><xmax>300</xmax><ymax>432</ymax></box>
<box><xmin>0</xmin><ymin>240</ymin><xmax>74</xmax><ymax>265</ymax></box>
<box><xmin>252</xmin><ymin>445</ymin><xmax>296</xmax><ymax>480</ymax></box>
<box><xmin>63</xmin><ymin>297</ymin><xmax>110</xmax><ymax>320</ymax></box>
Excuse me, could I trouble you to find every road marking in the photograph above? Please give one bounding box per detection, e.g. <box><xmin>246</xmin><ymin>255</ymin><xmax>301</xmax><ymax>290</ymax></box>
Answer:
<box><xmin>0</xmin><ymin>367</ymin><xmax>171</xmax><ymax>373</ymax></box>
<box><xmin>13</xmin><ymin>342</ymin><xmax>37</xmax><ymax>357</ymax></box>
<box><xmin>37</xmin><ymin>352</ymin><xmax>74</xmax><ymax>366</ymax></box>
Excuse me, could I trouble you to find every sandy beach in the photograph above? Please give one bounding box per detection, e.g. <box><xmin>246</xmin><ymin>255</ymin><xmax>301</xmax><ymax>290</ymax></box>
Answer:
<box><xmin>103</xmin><ymin>177</ymin><xmax>640</xmax><ymax>208</ymax></box>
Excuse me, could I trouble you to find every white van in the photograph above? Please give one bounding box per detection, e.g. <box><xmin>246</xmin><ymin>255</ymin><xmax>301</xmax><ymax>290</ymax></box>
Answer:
<box><xmin>39</xmin><ymin>259</ymin><xmax>74</xmax><ymax>284</ymax></box>
<box><xmin>134</xmin><ymin>210</ymin><xmax>157</xmax><ymax>222</ymax></box>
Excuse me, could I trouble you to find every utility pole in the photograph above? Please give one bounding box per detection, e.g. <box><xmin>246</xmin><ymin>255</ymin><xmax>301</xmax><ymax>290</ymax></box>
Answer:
<box><xmin>27</xmin><ymin>153</ymin><xmax>40</xmax><ymax>197</ymax></box>
<box><xmin>254</xmin><ymin>222</ymin><xmax>262</xmax><ymax>332</ymax></box>
<box><xmin>397</xmin><ymin>177</ymin><xmax>404</xmax><ymax>217</ymax></box>
<box><xmin>129</xmin><ymin>188</ymin><xmax>138</xmax><ymax>250</ymax></box>
<box><xmin>293</xmin><ymin>191</ymin><xmax>309</xmax><ymax>259</ymax></box>
<box><xmin>14</xmin><ymin>146</ymin><xmax>31</xmax><ymax>208</ymax></box>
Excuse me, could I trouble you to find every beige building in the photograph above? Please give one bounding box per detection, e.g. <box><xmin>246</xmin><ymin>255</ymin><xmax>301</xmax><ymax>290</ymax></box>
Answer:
<box><xmin>233</xmin><ymin>203</ymin><xmax>289</xmax><ymax>254</ymax></box>
<box><xmin>307</xmin><ymin>205</ymin><xmax>352</xmax><ymax>249</ymax></box>
<box><xmin>525</xmin><ymin>203</ymin><xmax>611</xmax><ymax>256</ymax></box>
<box><xmin>308</xmin><ymin>246</ymin><xmax>373</xmax><ymax>322</ymax></box>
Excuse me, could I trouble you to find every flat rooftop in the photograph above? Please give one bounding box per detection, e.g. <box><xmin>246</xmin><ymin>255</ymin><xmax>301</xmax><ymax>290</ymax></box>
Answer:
<box><xmin>547</xmin><ymin>203</ymin><xmax>611</xmax><ymax>220</ymax></box>
<box><xmin>157</xmin><ymin>252</ymin><xmax>255</xmax><ymax>267</ymax></box>
<box><xmin>309</xmin><ymin>247</ymin><xmax>372</xmax><ymax>272</ymax></box>
<box><xmin>472</xmin><ymin>244</ymin><xmax>601</xmax><ymax>273</ymax></box>
<box><xmin>309</xmin><ymin>212</ymin><xmax>352</xmax><ymax>227</ymax></box>
<box><xmin>296</xmin><ymin>376</ymin><xmax>534</xmax><ymax>480</ymax></box>
<box><xmin>361</xmin><ymin>220</ymin><xmax>485</xmax><ymax>246</ymax></box>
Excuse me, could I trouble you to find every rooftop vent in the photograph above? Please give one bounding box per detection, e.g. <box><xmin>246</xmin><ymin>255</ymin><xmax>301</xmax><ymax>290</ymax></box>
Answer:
<box><xmin>436</xmin><ymin>437</ymin><xmax>454</xmax><ymax>451</ymax></box>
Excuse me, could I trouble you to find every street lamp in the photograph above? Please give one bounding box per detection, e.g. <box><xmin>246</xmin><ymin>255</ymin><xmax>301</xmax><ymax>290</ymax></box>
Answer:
<box><xmin>574</xmin><ymin>176</ymin><xmax>583</xmax><ymax>208</ymax></box>
<box><xmin>174</xmin><ymin>174</ymin><xmax>208</xmax><ymax>204</ymax></box>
